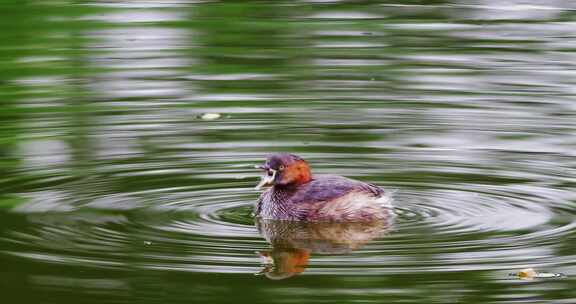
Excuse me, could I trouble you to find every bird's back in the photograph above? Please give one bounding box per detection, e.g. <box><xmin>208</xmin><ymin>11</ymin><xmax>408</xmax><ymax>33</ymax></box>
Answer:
<box><xmin>256</xmin><ymin>175</ymin><xmax>391</xmax><ymax>221</ymax></box>
<box><xmin>288</xmin><ymin>175</ymin><xmax>384</xmax><ymax>205</ymax></box>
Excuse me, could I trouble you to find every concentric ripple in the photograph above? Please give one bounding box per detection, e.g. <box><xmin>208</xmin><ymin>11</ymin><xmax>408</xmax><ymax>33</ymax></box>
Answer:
<box><xmin>2</xmin><ymin>1</ymin><xmax>576</xmax><ymax>302</ymax></box>
<box><xmin>2</xmin><ymin>159</ymin><xmax>575</xmax><ymax>279</ymax></box>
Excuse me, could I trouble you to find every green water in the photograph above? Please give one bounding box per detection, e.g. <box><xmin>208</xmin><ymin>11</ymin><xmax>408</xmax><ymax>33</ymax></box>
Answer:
<box><xmin>1</xmin><ymin>1</ymin><xmax>576</xmax><ymax>303</ymax></box>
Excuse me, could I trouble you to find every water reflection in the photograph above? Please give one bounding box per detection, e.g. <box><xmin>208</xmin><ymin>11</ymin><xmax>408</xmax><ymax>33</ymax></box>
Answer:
<box><xmin>2</xmin><ymin>0</ymin><xmax>576</xmax><ymax>303</ymax></box>
<box><xmin>256</xmin><ymin>218</ymin><xmax>391</xmax><ymax>280</ymax></box>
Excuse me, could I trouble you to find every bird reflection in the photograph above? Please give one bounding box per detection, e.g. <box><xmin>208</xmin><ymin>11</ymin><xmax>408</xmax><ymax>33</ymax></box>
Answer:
<box><xmin>255</xmin><ymin>215</ymin><xmax>393</xmax><ymax>280</ymax></box>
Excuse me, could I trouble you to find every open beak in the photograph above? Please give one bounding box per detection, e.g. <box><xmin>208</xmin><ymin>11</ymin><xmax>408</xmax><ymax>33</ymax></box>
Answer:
<box><xmin>255</xmin><ymin>168</ymin><xmax>277</xmax><ymax>190</ymax></box>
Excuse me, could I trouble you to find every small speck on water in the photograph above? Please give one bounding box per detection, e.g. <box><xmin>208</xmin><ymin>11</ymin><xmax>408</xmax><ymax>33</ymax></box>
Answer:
<box><xmin>144</xmin><ymin>241</ymin><xmax>152</xmax><ymax>245</ymax></box>
<box><xmin>200</xmin><ymin>113</ymin><xmax>222</xmax><ymax>120</ymax></box>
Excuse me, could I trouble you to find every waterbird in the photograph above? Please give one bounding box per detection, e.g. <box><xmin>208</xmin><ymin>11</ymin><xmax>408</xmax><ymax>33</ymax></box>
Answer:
<box><xmin>254</xmin><ymin>153</ymin><xmax>392</xmax><ymax>221</ymax></box>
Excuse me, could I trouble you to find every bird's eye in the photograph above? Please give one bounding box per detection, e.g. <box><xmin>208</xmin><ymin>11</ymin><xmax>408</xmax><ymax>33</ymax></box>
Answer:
<box><xmin>279</xmin><ymin>165</ymin><xmax>285</xmax><ymax>170</ymax></box>
<box><xmin>267</xmin><ymin>170</ymin><xmax>274</xmax><ymax>177</ymax></box>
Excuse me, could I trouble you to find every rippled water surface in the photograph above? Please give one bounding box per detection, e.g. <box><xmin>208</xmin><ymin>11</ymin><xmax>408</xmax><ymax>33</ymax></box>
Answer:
<box><xmin>1</xmin><ymin>1</ymin><xmax>576</xmax><ymax>303</ymax></box>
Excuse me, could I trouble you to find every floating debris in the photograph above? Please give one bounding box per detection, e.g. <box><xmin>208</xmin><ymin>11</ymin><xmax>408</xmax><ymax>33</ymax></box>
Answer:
<box><xmin>509</xmin><ymin>268</ymin><xmax>567</xmax><ymax>280</ymax></box>
<box><xmin>200</xmin><ymin>113</ymin><xmax>222</xmax><ymax>120</ymax></box>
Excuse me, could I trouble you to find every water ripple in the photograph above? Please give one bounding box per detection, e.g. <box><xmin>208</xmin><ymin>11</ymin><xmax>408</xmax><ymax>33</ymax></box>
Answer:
<box><xmin>2</xmin><ymin>157</ymin><xmax>574</xmax><ymax>279</ymax></box>
<box><xmin>1</xmin><ymin>1</ymin><xmax>576</xmax><ymax>301</ymax></box>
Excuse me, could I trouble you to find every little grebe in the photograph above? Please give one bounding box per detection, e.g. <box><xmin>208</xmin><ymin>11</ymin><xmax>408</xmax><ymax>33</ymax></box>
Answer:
<box><xmin>254</xmin><ymin>153</ymin><xmax>391</xmax><ymax>221</ymax></box>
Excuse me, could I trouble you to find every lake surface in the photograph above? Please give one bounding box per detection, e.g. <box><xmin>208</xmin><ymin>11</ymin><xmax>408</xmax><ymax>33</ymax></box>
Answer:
<box><xmin>1</xmin><ymin>1</ymin><xmax>576</xmax><ymax>303</ymax></box>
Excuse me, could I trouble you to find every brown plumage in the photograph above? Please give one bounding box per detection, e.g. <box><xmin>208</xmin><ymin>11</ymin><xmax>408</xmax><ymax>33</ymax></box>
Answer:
<box><xmin>254</xmin><ymin>153</ymin><xmax>392</xmax><ymax>222</ymax></box>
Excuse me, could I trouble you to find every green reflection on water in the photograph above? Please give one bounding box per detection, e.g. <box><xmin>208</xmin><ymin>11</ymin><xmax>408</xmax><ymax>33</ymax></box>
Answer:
<box><xmin>1</xmin><ymin>0</ymin><xmax>576</xmax><ymax>303</ymax></box>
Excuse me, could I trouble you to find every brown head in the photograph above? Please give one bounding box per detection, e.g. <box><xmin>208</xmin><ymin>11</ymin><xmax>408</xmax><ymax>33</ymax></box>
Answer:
<box><xmin>255</xmin><ymin>153</ymin><xmax>312</xmax><ymax>190</ymax></box>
